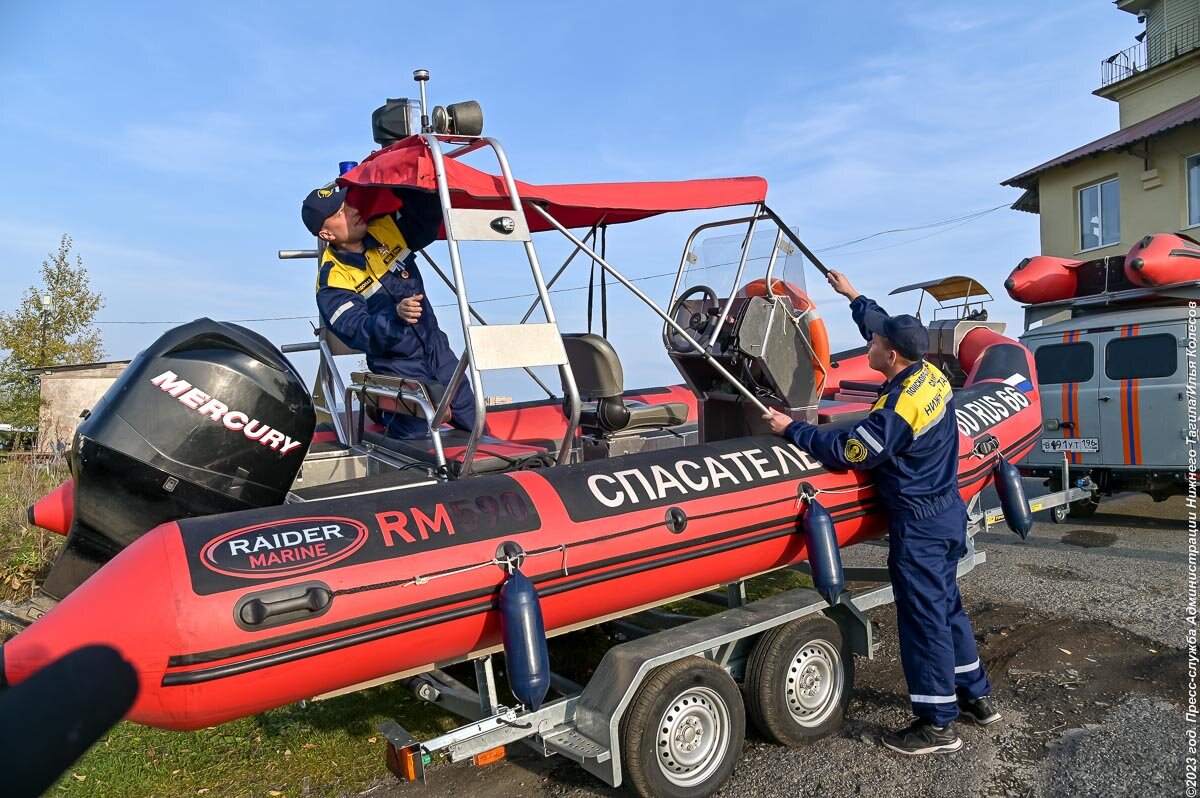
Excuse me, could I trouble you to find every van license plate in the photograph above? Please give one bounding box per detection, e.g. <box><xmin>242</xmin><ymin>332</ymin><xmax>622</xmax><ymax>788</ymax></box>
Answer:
<box><xmin>1040</xmin><ymin>438</ymin><xmax>1099</xmax><ymax>453</ymax></box>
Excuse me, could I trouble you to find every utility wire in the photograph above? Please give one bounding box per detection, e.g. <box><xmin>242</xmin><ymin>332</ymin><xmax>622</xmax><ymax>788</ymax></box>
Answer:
<box><xmin>811</xmin><ymin>203</ymin><xmax>1008</xmax><ymax>253</ymax></box>
<box><xmin>93</xmin><ymin>203</ymin><xmax>1010</xmax><ymax>326</ymax></box>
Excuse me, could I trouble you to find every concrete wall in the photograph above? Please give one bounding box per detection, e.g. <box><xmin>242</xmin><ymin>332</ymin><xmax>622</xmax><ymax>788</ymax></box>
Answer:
<box><xmin>1037</xmin><ymin>123</ymin><xmax>1200</xmax><ymax>258</ymax></box>
<box><xmin>36</xmin><ymin>363</ymin><xmax>128</xmax><ymax>453</ymax></box>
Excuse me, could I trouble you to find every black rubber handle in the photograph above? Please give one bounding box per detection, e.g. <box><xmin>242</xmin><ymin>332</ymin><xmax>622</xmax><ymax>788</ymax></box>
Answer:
<box><xmin>240</xmin><ymin>587</ymin><xmax>331</xmax><ymax>626</ymax></box>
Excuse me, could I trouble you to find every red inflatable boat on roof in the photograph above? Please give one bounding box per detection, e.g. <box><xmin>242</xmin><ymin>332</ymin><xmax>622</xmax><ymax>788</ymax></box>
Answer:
<box><xmin>1125</xmin><ymin>232</ymin><xmax>1200</xmax><ymax>286</ymax></box>
<box><xmin>4</xmin><ymin>115</ymin><xmax>1042</xmax><ymax>734</ymax></box>
<box><xmin>1004</xmin><ymin>255</ymin><xmax>1085</xmax><ymax>304</ymax></box>
<box><xmin>1005</xmin><ymin>232</ymin><xmax>1200</xmax><ymax>305</ymax></box>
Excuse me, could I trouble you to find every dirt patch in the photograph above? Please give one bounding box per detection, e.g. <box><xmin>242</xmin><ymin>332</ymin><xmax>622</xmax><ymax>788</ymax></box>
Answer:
<box><xmin>1059</xmin><ymin>530</ymin><xmax>1118</xmax><ymax>548</ymax></box>
<box><xmin>962</xmin><ymin>602</ymin><xmax>1183</xmax><ymax>797</ymax></box>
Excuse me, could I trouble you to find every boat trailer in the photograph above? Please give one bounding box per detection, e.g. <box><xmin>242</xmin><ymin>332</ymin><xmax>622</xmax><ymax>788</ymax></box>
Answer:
<box><xmin>376</xmin><ymin>532</ymin><xmax>988</xmax><ymax>797</ymax></box>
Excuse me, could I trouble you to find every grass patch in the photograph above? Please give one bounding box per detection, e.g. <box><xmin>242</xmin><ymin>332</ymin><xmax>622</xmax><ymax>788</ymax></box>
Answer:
<box><xmin>49</xmin><ymin>680</ymin><xmax>461</xmax><ymax>798</ymax></box>
<box><xmin>0</xmin><ymin>457</ymin><xmax>68</xmax><ymax>602</ymax></box>
<box><xmin>745</xmin><ymin>567</ymin><xmax>813</xmax><ymax>600</ymax></box>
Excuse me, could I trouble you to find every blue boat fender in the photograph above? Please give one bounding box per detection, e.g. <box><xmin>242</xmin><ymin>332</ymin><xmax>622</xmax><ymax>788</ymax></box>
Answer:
<box><xmin>802</xmin><ymin>495</ymin><xmax>845</xmax><ymax>606</ymax></box>
<box><xmin>498</xmin><ymin>565</ymin><xmax>550</xmax><ymax>711</ymax></box>
<box><xmin>994</xmin><ymin>455</ymin><xmax>1033</xmax><ymax>540</ymax></box>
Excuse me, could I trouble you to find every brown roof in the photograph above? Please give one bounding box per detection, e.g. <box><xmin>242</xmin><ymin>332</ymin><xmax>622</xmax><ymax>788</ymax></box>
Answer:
<box><xmin>1002</xmin><ymin>94</ymin><xmax>1200</xmax><ymax>190</ymax></box>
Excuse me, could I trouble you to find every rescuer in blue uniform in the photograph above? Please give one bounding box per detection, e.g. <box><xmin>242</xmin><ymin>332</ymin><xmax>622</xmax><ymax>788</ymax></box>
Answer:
<box><xmin>302</xmin><ymin>186</ymin><xmax>477</xmax><ymax>438</ymax></box>
<box><xmin>763</xmin><ymin>270</ymin><xmax>1001</xmax><ymax>756</ymax></box>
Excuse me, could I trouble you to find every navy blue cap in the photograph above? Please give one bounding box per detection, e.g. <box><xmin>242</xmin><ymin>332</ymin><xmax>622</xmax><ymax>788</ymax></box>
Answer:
<box><xmin>862</xmin><ymin>308</ymin><xmax>928</xmax><ymax>362</ymax></box>
<box><xmin>301</xmin><ymin>187</ymin><xmax>349</xmax><ymax>236</ymax></box>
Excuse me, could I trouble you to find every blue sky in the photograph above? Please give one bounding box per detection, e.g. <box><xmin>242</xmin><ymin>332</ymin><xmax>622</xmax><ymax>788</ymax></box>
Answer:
<box><xmin>0</xmin><ymin>1</ymin><xmax>1138</xmax><ymax>399</ymax></box>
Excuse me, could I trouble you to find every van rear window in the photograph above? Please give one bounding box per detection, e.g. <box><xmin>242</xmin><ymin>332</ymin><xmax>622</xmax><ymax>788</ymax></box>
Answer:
<box><xmin>1034</xmin><ymin>341</ymin><xmax>1094</xmax><ymax>384</ymax></box>
<box><xmin>1105</xmin><ymin>333</ymin><xmax>1177</xmax><ymax>380</ymax></box>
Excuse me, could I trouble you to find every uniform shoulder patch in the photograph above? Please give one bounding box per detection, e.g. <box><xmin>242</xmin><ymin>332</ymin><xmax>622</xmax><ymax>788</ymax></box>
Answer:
<box><xmin>844</xmin><ymin>438</ymin><xmax>868</xmax><ymax>463</ymax></box>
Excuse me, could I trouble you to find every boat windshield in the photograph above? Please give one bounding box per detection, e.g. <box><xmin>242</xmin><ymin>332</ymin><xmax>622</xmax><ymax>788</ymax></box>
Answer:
<box><xmin>679</xmin><ymin>226</ymin><xmax>808</xmax><ymax>302</ymax></box>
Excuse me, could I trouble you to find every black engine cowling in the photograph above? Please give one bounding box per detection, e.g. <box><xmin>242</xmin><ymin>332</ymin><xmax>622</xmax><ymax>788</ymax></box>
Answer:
<box><xmin>40</xmin><ymin>319</ymin><xmax>315</xmax><ymax>600</ymax></box>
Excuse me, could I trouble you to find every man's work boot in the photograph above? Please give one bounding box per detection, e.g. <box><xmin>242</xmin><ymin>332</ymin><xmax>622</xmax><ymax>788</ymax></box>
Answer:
<box><xmin>957</xmin><ymin>695</ymin><xmax>1002</xmax><ymax>726</ymax></box>
<box><xmin>881</xmin><ymin>717</ymin><xmax>963</xmax><ymax>755</ymax></box>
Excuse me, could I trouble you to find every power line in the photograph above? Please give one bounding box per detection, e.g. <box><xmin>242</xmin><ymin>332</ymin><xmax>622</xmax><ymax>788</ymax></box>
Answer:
<box><xmin>93</xmin><ymin>203</ymin><xmax>1010</xmax><ymax>326</ymax></box>
<box><xmin>810</xmin><ymin>203</ymin><xmax>1008</xmax><ymax>253</ymax></box>
<box><xmin>98</xmin><ymin>314</ymin><xmax>318</xmax><ymax>325</ymax></box>
<box><xmin>821</xmin><ymin>213</ymin><xmax>1000</xmax><ymax>257</ymax></box>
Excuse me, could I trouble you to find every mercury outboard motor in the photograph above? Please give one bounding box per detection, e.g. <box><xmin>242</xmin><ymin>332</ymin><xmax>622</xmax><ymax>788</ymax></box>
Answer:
<box><xmin>39</xmin><ymin>319</ymin><xmax>315</xmax><ymax>600</ymax></box>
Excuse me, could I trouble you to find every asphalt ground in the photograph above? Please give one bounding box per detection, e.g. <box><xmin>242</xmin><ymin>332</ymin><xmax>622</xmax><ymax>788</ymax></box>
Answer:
<box><xmin>362</xmin><ymin>488</ymin><xmax>1189</xmax><ymax>798</ymax></box>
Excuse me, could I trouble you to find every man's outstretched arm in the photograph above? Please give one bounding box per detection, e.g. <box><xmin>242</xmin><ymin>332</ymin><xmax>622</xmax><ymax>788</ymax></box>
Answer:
<box><xmin>762</xmin><ymin>406</ymin><xmax>912</xmax><ymax>472</ymax></box>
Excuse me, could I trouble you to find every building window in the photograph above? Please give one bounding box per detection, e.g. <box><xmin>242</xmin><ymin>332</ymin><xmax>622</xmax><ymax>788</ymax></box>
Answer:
<box><xmin>1188</xmin><ymin>154</ymin><xmax>1200</xmax><ymax>228</ymax></box>
<box><xmin>1078</xmin><ymin>178</ymin><xmax>1119</xmax><ymax>251</ymax></box>
<box><xmin>1106</xmin><ymin>333</ymin><xmax>1177</xmax><ymax>380</ymax></box>
<box><xmin>1035</xmin><ymin>341</ymin><xmax>1094</xmax><ymax>384</ymax></box>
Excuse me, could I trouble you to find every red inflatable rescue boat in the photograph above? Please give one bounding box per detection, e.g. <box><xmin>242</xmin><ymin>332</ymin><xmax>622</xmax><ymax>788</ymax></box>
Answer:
<box><xmin>1124</xmin><ymin>232</ymin><xmax>1200</xmax><ymax>287</ymax></box>
<box><xmin>1</xmin><ymin>325</ymin><xmax>1040</xmax><ymax>730</ymax></box>
<box><xmin>1004</xmin><ymin>255</ymin><xmax>1084</xmax><ymax>304</ymax></box>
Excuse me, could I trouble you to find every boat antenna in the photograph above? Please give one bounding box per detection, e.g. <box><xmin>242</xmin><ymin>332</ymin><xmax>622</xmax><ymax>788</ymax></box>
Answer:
<box><xmin>413</xmin><ymin>69</ymin><xmax>431</xmax><ymax>133</ymax></box>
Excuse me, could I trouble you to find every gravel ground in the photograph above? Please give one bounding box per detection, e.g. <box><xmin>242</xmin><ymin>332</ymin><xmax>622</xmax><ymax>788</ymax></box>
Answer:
<box><xmin>362</xmin><ymin>489</ymin><xmax>1190</xmax><ymax>798</ymax></box>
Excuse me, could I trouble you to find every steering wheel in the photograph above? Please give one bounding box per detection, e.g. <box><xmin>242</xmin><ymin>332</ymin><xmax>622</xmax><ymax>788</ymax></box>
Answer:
<box><xmin>665</xmin><ymin>285</ymin><xmax>720</xmax><ymax>353</ymax></box>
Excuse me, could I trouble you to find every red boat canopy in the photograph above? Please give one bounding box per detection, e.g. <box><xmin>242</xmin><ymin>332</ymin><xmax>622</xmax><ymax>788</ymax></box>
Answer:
<box><xmin>338</xmin><ymin>136</ymin><xmax>767</xmax><ymax>235</ymax></box>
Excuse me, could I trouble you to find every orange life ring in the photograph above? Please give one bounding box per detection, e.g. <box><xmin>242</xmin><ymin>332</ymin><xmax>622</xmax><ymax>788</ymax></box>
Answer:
<box><xmin>742</xmin><ymin>278</ymin><xmax>832</xmax><ymax>382</ymax></box>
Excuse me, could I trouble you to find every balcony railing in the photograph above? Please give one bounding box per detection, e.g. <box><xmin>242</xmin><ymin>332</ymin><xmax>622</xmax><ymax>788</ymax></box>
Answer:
<box><xmin>1101</xmin><ymin>17</ymin><xmax>1200</xmax><ymax>87</ymax></box>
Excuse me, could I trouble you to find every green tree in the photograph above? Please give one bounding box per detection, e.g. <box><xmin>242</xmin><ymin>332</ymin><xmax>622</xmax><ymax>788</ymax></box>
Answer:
<box><xmin>0</xmin><ymin>235</ymin><xmax>105</xmax><ymax>432</ymax></box>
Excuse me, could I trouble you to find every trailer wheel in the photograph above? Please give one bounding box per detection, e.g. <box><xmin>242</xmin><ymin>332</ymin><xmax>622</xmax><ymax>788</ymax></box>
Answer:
<box><xmin>1050</xmin><ymin>503</ymin><xmax>1070</xmax><ymax>524</ymax></box>
<box><xmin>1068</xmin><ymin>495</ymin><xmax>1100</xmax><ymax>518</ymax></box>
<box><xmin>744</xmin><ymin>616</ymin><xmax>853</xmax><ymax>746</ymax></box>
<box><xmin>620</xmin><ymin>656</ymin><xmax>745</xmax><ymax>798</ymax></box>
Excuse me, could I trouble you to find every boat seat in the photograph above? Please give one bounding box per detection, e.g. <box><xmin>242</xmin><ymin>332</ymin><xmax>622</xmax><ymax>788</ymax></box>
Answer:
<box><xmin>350</xmin><ymin>371</ymin><xmax>554</xmax><ymax>474</ymax></box>
<box><xmin>562</xmin><ymin>333</ymin><xmax>690</xmax><ymax>434</ymax></box>
<box><xmin>351</xmin><ymin>371</ymin><xmax>446</xmax><ymax>423</ymax></box>
<box><xmin>817</xmin><ymin>400</ymin><xmax>873</xmax><ymax>425</ymax></box>
<box><xmin>362</xmin><ymin>428</ymin><xmax>553</xmax><ymax>476</ymax></box>
<box><xmin>838</xmin><ymin>380</ymin><xmax>883</xmax><ymax>395</ymax></box>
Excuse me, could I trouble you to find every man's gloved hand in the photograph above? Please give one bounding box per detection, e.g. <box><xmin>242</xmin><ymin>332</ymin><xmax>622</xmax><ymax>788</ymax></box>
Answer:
<box><xmin>397</xmin><ymin>294</ymin><xmax>424</xmax><ymax>324</ymax></box>
<box><xmin>826</xmin><ymin>270</ymin><xmax>860</xmax><ymax>301</ymax></box>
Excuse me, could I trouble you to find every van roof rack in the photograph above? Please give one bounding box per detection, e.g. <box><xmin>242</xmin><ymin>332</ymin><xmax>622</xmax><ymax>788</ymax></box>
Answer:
<box><xmin>1022</xmin><ymin>278</ymin><xmax>1200</xmax><ymax>329</ymax></box>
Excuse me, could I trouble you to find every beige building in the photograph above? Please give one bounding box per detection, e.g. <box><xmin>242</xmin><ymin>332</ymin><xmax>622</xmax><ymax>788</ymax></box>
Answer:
<box><xmin>34</xmin><ymin>361</ymin><xmax>129</xmax><ymax>453</ymax></box>
<box><xmin>1003</xmin><ymin>0</ymin><xmax>1200</xmax><ymax>257</ymax></box>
